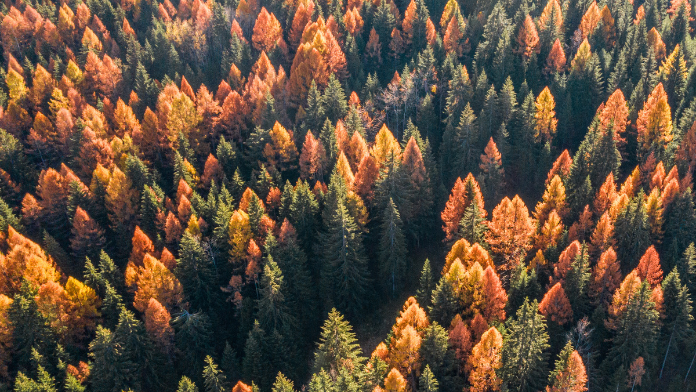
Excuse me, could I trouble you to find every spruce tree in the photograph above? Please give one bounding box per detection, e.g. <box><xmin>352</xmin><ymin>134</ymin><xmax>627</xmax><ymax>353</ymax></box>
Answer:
<box><xmin>614</xmin><ymin>190</ymin><xmax>651</xmax><ymax>272</ymax></box>
<box><xmin>379</xmin><ymin>198</ymin><xmax>407</xmax><ymax>296</ymax></box>
<box><xmin>659</xmin><ymin>269</ymin><xmax>694</xmax><ymax>377</ymax></box>
<box><xmin>564</xmin><ymin>244</ymin><xmax>591</xmax><ymax>319</ymax></box>
<box><xmin>416</xmin><ymin>259</ymin><xmax>435</xmax><ymax>308</ymax></box>
<box><xmin>500</xmin><ymin>298</ymin><xmax>550</xmax><ymax>392</ymax></box>
<box><xmin>604</xmin><ymin>282</ymin><xmax>659</xmax><ymax>384</ymax></box>
<box><xmin>419</xmin><ymin>365</ymin><xmax>439</xmax><ymax>392</ymax></box>
<box><xmin>172</xmin><ymin>311</ymin><xmax>214</xmax><ymax>383</ymax></box>
<box><xmin>323</xmin><ymin>74</ymin><xmax>348</xmax><ymax>123</ymax></box>
<box><xmin>313</xmin><ymin>309</ymin><xmax>365</xmax><ymax>375</ymax></box>
<box><xmin>175</xmin><ymin>232</ymin><xmax>218</xmax><ymax>312</ymax></box>
<box><xmin>202</xmin><ymin>356</ymin><xmax>228</xmax><ymax>392</ymax></box>
<box><xmin>459</xmin><ymin>200</ymin><xmax>488</xmax><ymax>245</ymax></box>
<box><xmin>318</xmin><ymin>200</ymin><xmax>370</xmax><ymax>317</ymax></box>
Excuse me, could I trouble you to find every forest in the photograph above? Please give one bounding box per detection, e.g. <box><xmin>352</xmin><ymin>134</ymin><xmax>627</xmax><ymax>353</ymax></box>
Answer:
<box><xmin>0</xmin><ymin>0</ymin><xmax>696</xmax><ymax>389</ymax></box>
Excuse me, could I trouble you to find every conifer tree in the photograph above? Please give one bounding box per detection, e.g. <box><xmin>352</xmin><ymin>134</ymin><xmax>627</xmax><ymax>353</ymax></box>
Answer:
<box><xmin>614</xmin><ymin>190</ymin><xmax>651</xmax><ymax>272</ymax></box>
<box><xmin>416</xmin><ymin>259</ymin><xmax>435</xmax><ymax>308</ymax></box>
<box><xmin>468</xmin><ymin>326</ymin><xmax>503</xmax><ymax>392</ymax></box>
<box><xmin>379</xmin><ymin>198</ymin><xmax>407</xmax><ymax>296</ymax></box>
<box><xmin>500</xmin><ymin>298</ymin><xmax>550</xmax><ymax>392</ymax></box>
<box><xmin>659</xmin><ymin>269</ymin><xmax>693</xmax><ymax>377</ymax></box>
<box><xmin>314</xmin><ymin>308</ymin><xmax>365</xmax><ymax>376</ymax></box>
<box><xmin>546</xmin><ymin>342</ymin><xmax>587</xmax><ymax>392</ymax></box>
<box><xmin>318</xmin><ymin>198</ymin><xmax>370</xmax><ymax>316</ymax></box>
<box><xmin>203</xmin><ymin>356</ymin><xmax>228</xmax><ymax>392</ymax></box>
<box><xmin>175</xmin><ymin>232</ymin><xmax>218</xmax><ymax>312</ymax></box>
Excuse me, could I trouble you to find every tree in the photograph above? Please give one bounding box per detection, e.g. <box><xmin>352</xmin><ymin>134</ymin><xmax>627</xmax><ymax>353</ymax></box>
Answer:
<box><xmin>442</xmin><ymin>174</ymin><xmax>485</xmax><ymax>241</ymax></box>
<box><xmin>636</xmin><ymin>246</ymin><xmax>664</xmax><ymax>288</ymax></box>
<box><xmin>539</xmin><ymin>283</ymin><xmax>572</xmax><ymax>326</ymax></box>
<box><xmin>144</xmin><ymin>298</ymin><xmax>174</xmax><ymax>354</ymax></box>
<box><xmin>535</xmin><ymin>87</ymin><xmax>557</xmax><ymax>144</ymax></box>
<box><xmin>105</xmin><ymin>166</ymin><xmax>138</xmax><ymax>245</ymax></box>
<box><xmin>314</xmin><ymin>308</ymin><xmax>365</xmax><ymax>376</ymax></box>
<box><xmin>500</xmin><ymin>298</ymin><xmax>550</xmax><ymax>392</ymax></box>
<box><xmin>70</xmin><ymin>207</ymin><xmax>106</xmax><ymax>263</ymax></box>
<box><xmin>272</xmin><ymin>372</ymin><xmax>295</xmax><ymax>392</ymax></box>
<box><xmin>380</xmin><ymin>198</ymin><xmax>407</xmax><ymax>296</ymax></box>
<box><xmin>416</xmin><ymin>259</ymin><xmax>435</xmax><ymax>308</ymax></box>
<box><xmin>176</xmin><ymin>232</ymin><xmax>218</xmax><ymax>312</ymax></box>
<box><xmin>384</xmin><ymin>368</ymin><xmax>407</xmax><ymax>392</ymax></box>
<box><xmin>486</xmin><ymin>196</ymin><xmax>535</xmax><ymax>274</ymax></box>
<box><xmin>125</xmin><ymin>253</ymin><xmax>183</xmax><ymax>312</ymax></box>
<box><xmin>478</xmin><ymin>138</ymin><xmax>505</xmax><ymax>203</ymax></box>
<box><xmin>178</xmin><ymin>377</ymin><xmax>199</xmax><ymax>392</ymax></box>
<box><xmin>515</xmin><ymin>15</ymin><xmax>540</xmax><ymax>59</ymax></box>
<box><xmin>482</xmin><ymin>267</ymin><xmax>507</xmax><ymax>322</ymax></box>
<box><xmin>659</xmin><ymin>269</ymin><xmax>693</xmax><ymax>377</ymax></box>
<box><xmin>544</xmin><ymin>39</ymin><xmax>566</xmax><ymax>74</ymax></box>
<box><xmin>419</xmin><ymin>365</ymin><xmax>439</xmax><ymax>392</ymax></box>
<box><xmin>636</xmin><ymin>83</ymin><xmax>673</xmax><ymax>159</ymax></box>
<box><xmin>546</xmin><ymin>342</ymin><xmax>587</xmax><ymax>392</ymax></box>
<box><xmin>89</xmin><ymin>309</ymin><xmax>163</xmax><ymax>392</ymax></box>
<box><xmin>252</xmin><ymin>8</ymin><xmax>282</xmax><ymax>52</ymax></box>
<box><xmin>590</xmin><ymin>247</ymin><xmax>621</xmax><ymax>308</ymax></box>
<box><xmin>203</xmin><ymin>356</ymin><xmax>228</xmax><ymax>392</ymax></box>
<box><xmin>468</xmin><ymin>326</ymin><xmax>503</xmax><ymax>392</ymax></box>
<box><xmin>318</xmin><ymin>199</ymin><xmax>370</xmax><ymax>316</ymax></box>
<box><xmin>614</xmin><ymin>191</ymin><xmax>651</xmax><ymax>271</ymax></box>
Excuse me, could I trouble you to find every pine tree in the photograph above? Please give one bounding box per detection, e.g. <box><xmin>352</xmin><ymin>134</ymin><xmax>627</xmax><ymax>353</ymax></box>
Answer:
<box><xmin>379</xmin><ymin>198</ymin><xmax>407</xmax><ymax>296</ymax></box>
<box><xmin>500</xmin><ymin>298</ymin><xmax>550</xmax><ymax>392</ymax></box>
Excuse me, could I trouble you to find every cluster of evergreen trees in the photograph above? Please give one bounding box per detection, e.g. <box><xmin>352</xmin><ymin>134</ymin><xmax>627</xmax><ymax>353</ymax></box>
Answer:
<box><xmin>2</xmin><ymin>0</ymin><xmax>696</xmax><ymax>389</ymax></box>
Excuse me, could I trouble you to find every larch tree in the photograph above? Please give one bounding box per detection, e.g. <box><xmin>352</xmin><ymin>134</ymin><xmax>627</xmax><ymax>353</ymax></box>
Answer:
<box><xmin>636</xmin><ymin>83</ymin><xmax>673</xmax><ymax>159</ymax></box>
<box><xmin>442</xmin><ymin>174</ymin><xmax>485</xmax><ymax>241</ymax></box>
<box><xmin>70</xmin><ymin>206</ymin><xmax>106</xmax><ymax>263</ymax></box>
<box><xmin>486</xmin><ymin>195</ymin><xmax>535</xmax><ymax>274</ymax></box>
<box><xmin>478</xmin><ymin>138</ymin><xmax>505</xmax><ymax>203</ymax></box>
<box><xmin>534</xmin><ymin>87</ymin><xmax>558</xmax><ymax>144</ymax></box>
<box><xmin>636</xmin><ymin>246</ymin><xmax>664</xmax><ymax>288</ymax></box>
<box><xmin>589</xmin><ymin>247</ymin><xmax>622</xmax><ymax>308</ymax></box>
<box><xmin>538</xmin><ymin>282</ymin><xmax>573</xmax><ymax>326</ymax></box>
<box><xmin>515</xmin><ymin>15</ymin><xmax>540</xmax><ymax>59</ymax></box>
<box><xmin>468</xmin><ymin>326</ymin><xmax>503</xmax><ymax>392</ymax></box>
<box><xmin>544</xmin><ymin>39</ymin><xmax>566</xmax><ymax>74</ymax></box>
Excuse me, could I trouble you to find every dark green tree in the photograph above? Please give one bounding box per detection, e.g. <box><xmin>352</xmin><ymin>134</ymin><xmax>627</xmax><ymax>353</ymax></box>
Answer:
<box><xmin>175</xmin><ymin>232</ymin><xmax>218</xmax><ymax>312</ymax></box>
<box><xmin>379</xmin><ymin>198</ymin><xmax>407</xmax><ymax>296</ymax></box>
<box><xmin>499</xmin><ymin>298</ymin><xmax>550</xmax><ymax>392</ymax></box>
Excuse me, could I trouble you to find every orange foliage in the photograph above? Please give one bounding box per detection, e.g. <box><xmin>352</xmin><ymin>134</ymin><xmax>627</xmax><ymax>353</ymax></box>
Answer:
<box><xmin>539</xmin><ymin>282</ymin><xmax>573</xmax><ymax>325</ymax></box>
<box><xmin>486</xmin><ymin>195</ymin><xmax>535</xmax><ymax>272</ymax></box>
<box><xmin>468</xmin><ymin>327</ymin><xmax>503</xmax><ymax>392</ymax></box>
<box><xmin>441</xmin><ymin>174</ymin><xmax>485</xmax><ymax>241</ymax></box>
<box><xmin>125</xmin><ymin>254</ymin><xmax>184</xmax><ymax>312</ymax></box>
<box><xmin>635</xmin><ymin>246</ymin><xmax>663</xmax><ymax>288</ymax></box>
